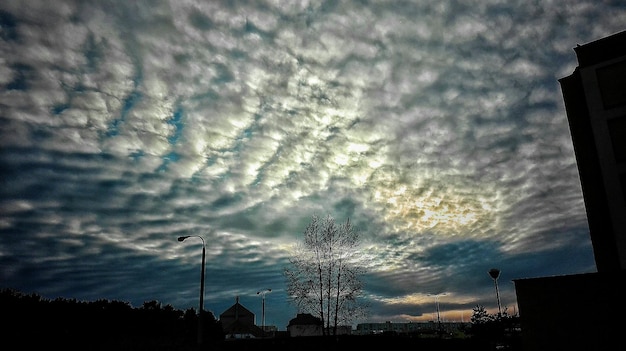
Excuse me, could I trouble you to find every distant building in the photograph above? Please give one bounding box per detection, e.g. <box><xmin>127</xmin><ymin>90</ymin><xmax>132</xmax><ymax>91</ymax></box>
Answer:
<box><xmin>514</xmin><ymin>30</ymin><xmax>626</xmax><ymax>351</ymax></box>
<box><xmin>355</xmin><ymin>321</ymin><xmax>468</xmax><ymax>336</ymax></box>
<box><xmin>287</xmin><ymin>313</ymin><xmax>323</xmax><ymax>337</ymax></box>
<box><xmin>329</xmin><ymin>325</ymin><xmax>352</xmax><ymax>336</ymax></box>
<box><xmin>219</xmin><ymin>296</ymin><xmax>263</xmax><ymax>339</ymax></box>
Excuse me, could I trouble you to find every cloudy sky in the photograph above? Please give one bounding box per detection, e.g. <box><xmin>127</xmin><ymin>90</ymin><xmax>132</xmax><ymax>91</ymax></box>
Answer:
<box><xmin>1</xmin><ymin>0</ymin><xmax>625</xmax><ymax>329</ymax></box>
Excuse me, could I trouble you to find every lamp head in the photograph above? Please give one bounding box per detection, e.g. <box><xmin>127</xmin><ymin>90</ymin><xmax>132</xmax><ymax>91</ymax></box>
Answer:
<box><xmin>488</xmin><ymin>268</ymin><xmax>501</xmax><ymax>280</ymax></box>
<box><xmin>178</xmin><ymin>236</ymin><xmax>190</xmax><ymax>242</ymax></box>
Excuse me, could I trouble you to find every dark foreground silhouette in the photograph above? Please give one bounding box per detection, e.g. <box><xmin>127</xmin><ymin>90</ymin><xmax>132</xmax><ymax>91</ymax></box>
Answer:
<box><xmin>211</xmin><ymin>335</ymin><xmax>513</xmax><ymax>351</ymax></box>
<box><xmin>2</xmin><ymin>289</ymin><xmax>519</xmax><ymax>350</ymax></box>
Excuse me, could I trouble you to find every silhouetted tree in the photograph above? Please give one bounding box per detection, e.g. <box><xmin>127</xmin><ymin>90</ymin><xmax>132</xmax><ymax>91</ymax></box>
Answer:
<box><xmin>470</xmin><ymin>304</ymin><xmax>494</xmax><ymax>324</ymax></box>
<box><xmin>470</xmin><ymin>304</ymin><xmax>521</xmax><ymax>348</ymax></box>
<box><xmin>284</xmin><ymin>214</ymin><xmax>368</xmax><ymax>336</ymax></box>
<box><xmin>200</xmin><ymin>309</ymin><xmax>224</xmax><ymax>342</ymax></box>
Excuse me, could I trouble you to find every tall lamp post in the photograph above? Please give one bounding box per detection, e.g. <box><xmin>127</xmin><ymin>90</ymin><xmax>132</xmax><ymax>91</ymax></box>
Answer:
<box><xmin>489</xmin><ymin>268</ymin><xmax>502</xmax><ymax>317</ymax></box>
<box><xmin>256</xmin><ymin>288</ymin><xmax>271</xmax><ymax>337</ymax></box>
<box><xmin>178</xmin><ymin>235</ymin><xmax>206</xmax><ymax>345</ymax></box>
<box><xmin>428</xmin><ymin>293</ymin><xmax>447</xmax><ymax>335</ymax></box>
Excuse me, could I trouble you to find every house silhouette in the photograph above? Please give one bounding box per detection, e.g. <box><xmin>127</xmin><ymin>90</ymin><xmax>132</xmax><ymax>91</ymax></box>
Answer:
<box><xmin>219</xmin><ymin>296</ymin><xmax>263</xmax><ymax>339</ymax></box>
<box><xmin>286</xmin><ymin>313</ymin><xmax>324</xmax><ymax>337</ymax></box>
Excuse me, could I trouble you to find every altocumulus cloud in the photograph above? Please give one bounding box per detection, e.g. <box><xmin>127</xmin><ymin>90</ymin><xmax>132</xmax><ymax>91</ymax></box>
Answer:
<box><xmin>1</xmin><ymin>0</ymin><xmax>625</xmax><ymax>328</ymax></box>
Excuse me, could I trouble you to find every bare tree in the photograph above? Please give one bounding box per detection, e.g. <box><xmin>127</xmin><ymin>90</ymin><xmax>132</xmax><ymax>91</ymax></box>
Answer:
<box><xmin>284</xmin><ymin>214</ymin><xmax>367</xmax><ymax>336</ymax></box>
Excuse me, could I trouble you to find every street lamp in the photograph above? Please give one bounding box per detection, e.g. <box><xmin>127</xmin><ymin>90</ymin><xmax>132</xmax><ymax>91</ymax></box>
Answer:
<box><xmin>178</xmin><ymin>235</ymin><xmax>206</xmax><ymax>345</ymax></box>
<box><xmin>489</xmin><ymin>268</ymin><xmax>502</xmax><ymax>317</ymax></box>
<box><xmin>428</xmin><ymin>293</ymin><xmax>447</xmax><ymax>334</ymax></box>
<box><xmin>256</xmin><ymin>288</ymin><xmax>271</xmax><ymax>337</ymax></box>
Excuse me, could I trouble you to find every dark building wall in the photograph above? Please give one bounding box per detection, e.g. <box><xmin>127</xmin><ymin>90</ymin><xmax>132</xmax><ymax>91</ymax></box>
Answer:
<box><xmin>514</xmin><ymin>271</ymin><xmax>626</xmax><ymax>351</ymax></box>
<box><xmin>514</xmin><ymin>30</ymin><xmax>626</xmax><ymax>351</ymax></box>
<box><xmin>559</xmin><ymin>70</ymin><xmax>621</xmax><ymax>271</ymax></box>
<box><xmin>559</xmin><ymin>30</ymin><xmax>626</xmax><ymax>272</ymax></box>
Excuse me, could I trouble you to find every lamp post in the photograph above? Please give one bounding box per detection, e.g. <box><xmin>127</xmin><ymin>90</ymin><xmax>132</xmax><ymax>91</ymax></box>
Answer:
<box><xmin>489</xmin><ymin>268</ymin><xmax>502</xmax><ymax>317</ymax></box>
<box><xmin>178</xmin><ymin>235</ymin><xmax>206</xmax><ymax>345</ymax></box>
<box><xmin>428</xmin><ymin>293</ymin><xmax>447</xmax><ymax>335</ymax></box>
<box><xmin>256</xmin><ymin>288</ymin><xmax>271</xmax><ymax>337</ymax></box>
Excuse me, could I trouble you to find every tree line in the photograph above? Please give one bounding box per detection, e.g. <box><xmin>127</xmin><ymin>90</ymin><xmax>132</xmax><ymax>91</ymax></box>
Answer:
<box><xmin>0</xmin><ymin>288</ymin><xmax>222</xmax><ymax>350</ymax></box>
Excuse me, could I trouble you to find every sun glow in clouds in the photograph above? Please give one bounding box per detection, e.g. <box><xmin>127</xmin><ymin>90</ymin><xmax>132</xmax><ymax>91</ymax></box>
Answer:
<box><xmin>371</xmin><ymin>177</ymin><xmax>501</xmax><ymax>237</ymax></box>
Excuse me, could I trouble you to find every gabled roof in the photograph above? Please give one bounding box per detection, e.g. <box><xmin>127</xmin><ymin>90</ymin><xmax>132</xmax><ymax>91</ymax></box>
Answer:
<box><xmin>219</xmin><ymin>296</ymin><xmax>254</xmax><ymax>319</ymax></box>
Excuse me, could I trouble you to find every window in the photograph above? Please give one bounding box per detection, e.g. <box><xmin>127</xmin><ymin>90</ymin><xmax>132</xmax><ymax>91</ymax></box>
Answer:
<box><xmin>597</xmin><ymin>59</ymin><xmax>626</xmax><ymax>109</ymax></box>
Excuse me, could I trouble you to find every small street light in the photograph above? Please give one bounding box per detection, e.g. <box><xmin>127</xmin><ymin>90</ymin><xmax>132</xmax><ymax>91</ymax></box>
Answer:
<box><xmin>256</xmin><ymin>288</ymin><xmax>271</xmax><ymax>337</ymax></box>
<box><xmin>178</xmin><ymin>235</ymin><xmax>206</xmax><ymax>345</ymax></box>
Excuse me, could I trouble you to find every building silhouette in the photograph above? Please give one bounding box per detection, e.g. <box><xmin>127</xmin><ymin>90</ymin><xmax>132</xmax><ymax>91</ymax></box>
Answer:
<box><xmin>286</xmin><ymin>313</ymin><xmax>324</xmax><ymax>337</ymax></box>
<box><xmin>219</xmin><ymin>296</ymin><xmax>264</xmax><ymax>339</ymax></box>
<box><xmin>560</xmin><ymin>30</ymin><xmax>626</xmax><ymax>272</ymax></box>
<box><xmin>514</xmin><ymin>30</ymin><xmax>626</xmax><ymax>351</ymax></box>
